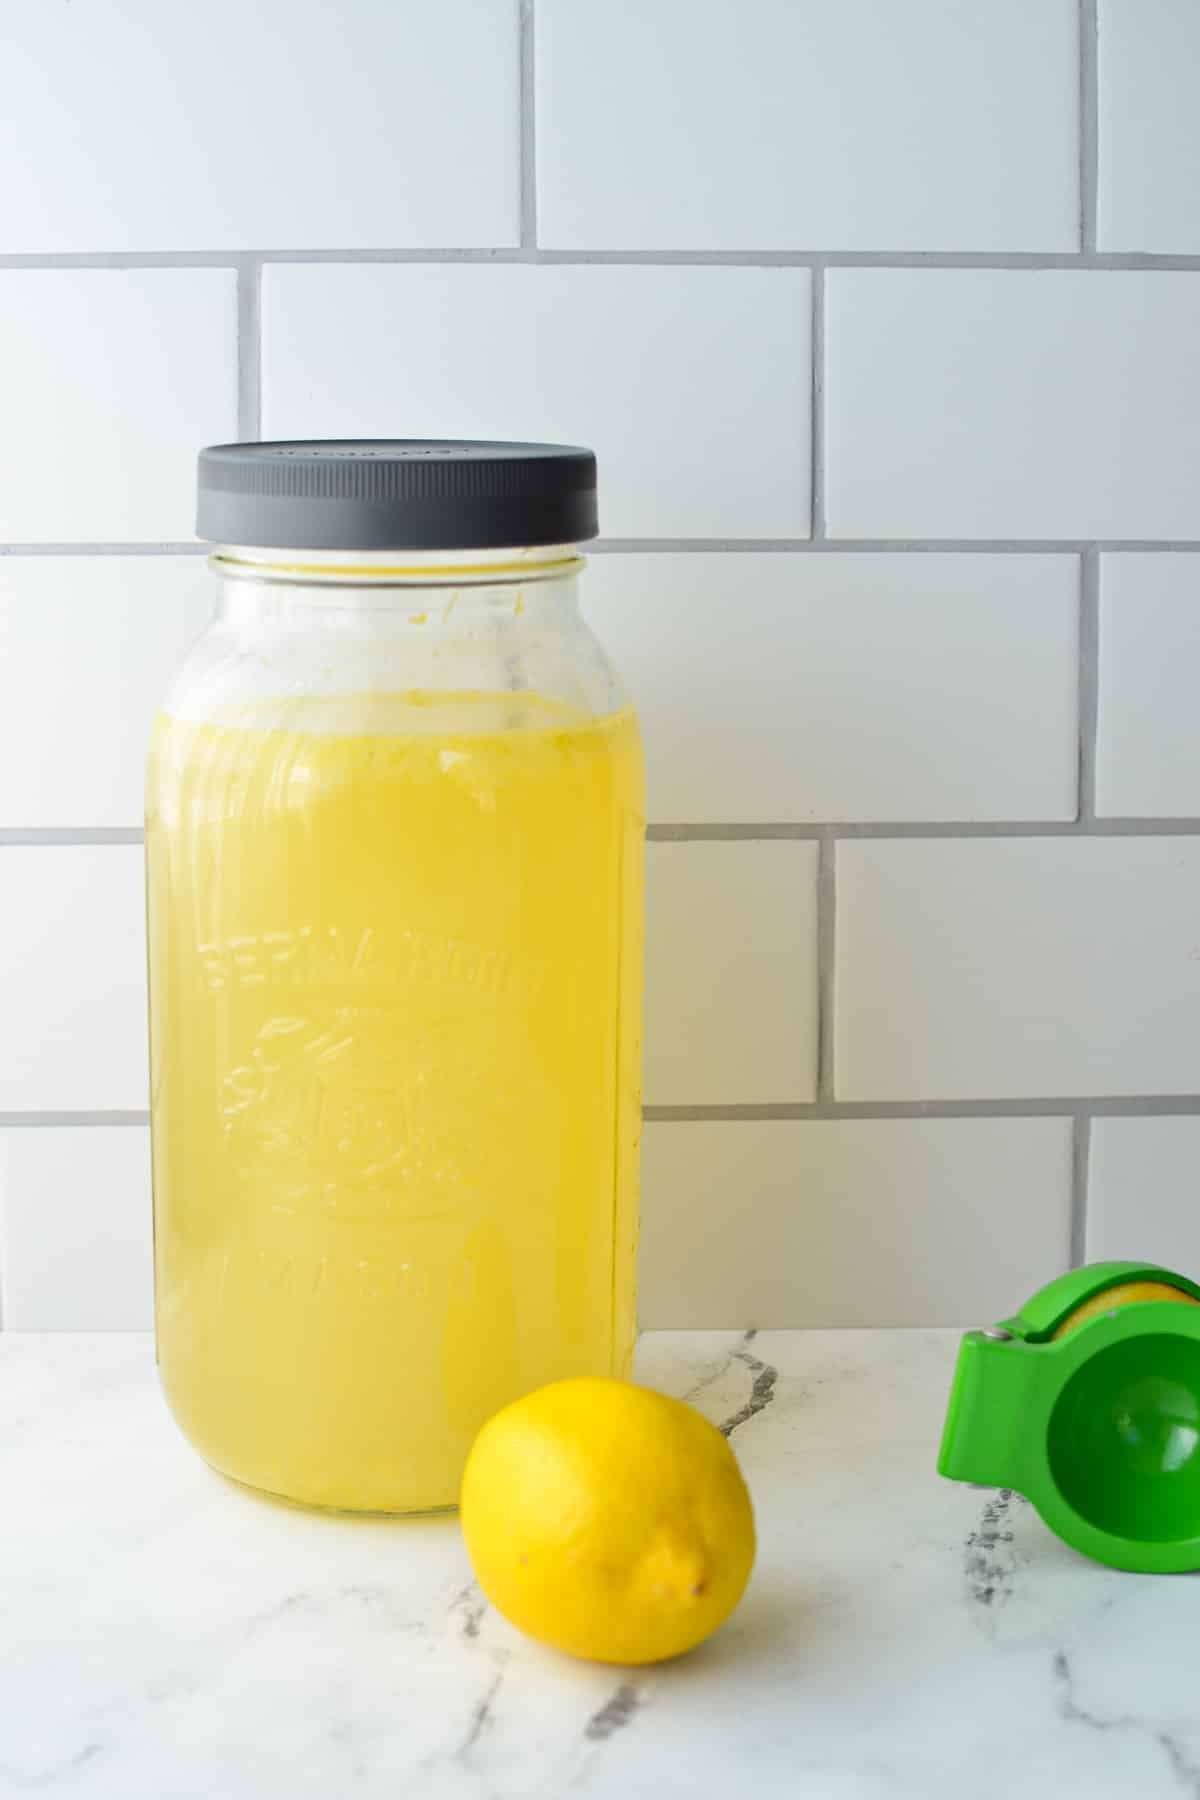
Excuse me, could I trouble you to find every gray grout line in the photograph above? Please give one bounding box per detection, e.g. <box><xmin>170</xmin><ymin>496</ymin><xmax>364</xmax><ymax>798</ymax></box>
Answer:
<box><xmin>816</xmin><ymin>836</ymin><xmax>836</xmax><ymax>1102</ymax></box>
<box><xmin>1069</xmin><ymin>1114</ymin><xmax>1092</xmax><ymax>1266</ymax></box>
<box><xmin>1080</xmin><ymin>0</ymin><xmax>1100</xmax><ymax>254</ymax></box>
<box><xmin>4</xmin><ymin>538</ymin><xmax>1200</xmax><ymax>558</ymax></box>
<box><xmin>519</xmin><ymin>0</ymin><xmax>538</xmax><ymax>249</ymax></box>
<box><xmin>0</xmin><ymin>252</ymin><xmax>241</xmax><ymax>269</ymax></box>
<box><xmin>0</xmin><ymin>1112</ymin><xmax>151</xmax><ymax>1129</ymax></box>
<box><xmin>809</xmin><ymin>264</ymin><xmax>826</xmax><ymax>540</ymax></box>
<box><xmin>586</xmin><ymin>538</ymin><xmax>1200</xmax><ymax>554</ymax></box>
<box><xmin>0</xmin><ymin>1101</ymin><xmax>1192</xmax><ymax>1131</ymax></box>
<box><xmin>2</xmin><ymin>248</ymin><xmax>1200</xmax><ymax>270</ymax></box>
<box><xmin>0</xmin><ymin>543</ymin><xmax>207</xmax><ymax>557</ymax></box>
<box><xmin>0</xmin><ymin>249</ymin><xmax>529</xmax><ymax>269</ymax></box>
<box><xmin>646</xmin><ymin>819</ymin><xmax>1200</xmax><ymax>840</ymax></box>
<box><xmin>11</xmin><ymin>818</ymin><xmax>1200</xmax><ymax>847</ymax></box>
<box><xmin>493</xmin><ymin>249</ymin><xmax>1200</xmax><ymax>270</ymax></box>
<box><xmin>1078</xmin><ymin>549</ymin><xmax>1101</xmax><ymax>821</ymax></box>
<box><xmin>236</xmin><ymin>258</ymin><xmax>263</xmax><ymax>439</ymax></box>
<box><xmin>644</xmin><ymin>1097</ymin><xmax>1200</xmax><ymax>1122</ymax></box>
<box><xmin>0</xmin><ymin>829</ymin><xmax>143</xmax><ymax>846</ymax></box>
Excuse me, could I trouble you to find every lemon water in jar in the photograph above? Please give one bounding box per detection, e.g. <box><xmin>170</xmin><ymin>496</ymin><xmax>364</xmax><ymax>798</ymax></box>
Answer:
<box><xmin>147</xmin><ymin>441</ymin><xmax>644</xmax><ymax>1512</ymax></box>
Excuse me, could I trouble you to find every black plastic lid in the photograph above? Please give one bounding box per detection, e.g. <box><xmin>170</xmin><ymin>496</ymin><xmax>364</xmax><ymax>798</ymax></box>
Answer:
<box><xmin>196</xmin><ymin>439</ymin><xmax>598</xmax><ymax>551</ymax></box>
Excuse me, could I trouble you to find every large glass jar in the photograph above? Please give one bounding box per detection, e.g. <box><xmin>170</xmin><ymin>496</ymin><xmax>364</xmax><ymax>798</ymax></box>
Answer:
<box><xmin>146</xmin><ymin>442</ymin><xmax>644</xmax><ymax>1513</ymax></box>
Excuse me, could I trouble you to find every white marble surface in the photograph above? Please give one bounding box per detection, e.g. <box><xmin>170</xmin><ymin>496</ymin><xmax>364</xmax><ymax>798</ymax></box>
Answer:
<box><xmin>3</xmin><ymin>1329</ymin><xmax>1199</xmax><ymax>1799</ymax></box>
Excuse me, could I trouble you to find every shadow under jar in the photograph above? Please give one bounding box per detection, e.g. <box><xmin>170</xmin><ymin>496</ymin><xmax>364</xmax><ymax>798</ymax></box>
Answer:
<box><xmin>146</xmin><ymin>441</ymin><xmax>645</xmax><ymax>1513</ymax></box>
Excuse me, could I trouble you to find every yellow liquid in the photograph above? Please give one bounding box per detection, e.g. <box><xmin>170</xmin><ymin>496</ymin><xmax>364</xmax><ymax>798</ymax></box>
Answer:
<box><xmin>146</xmin><ymin>692</ymin><xmax>644</xmax><ymax>1511</ymax></box>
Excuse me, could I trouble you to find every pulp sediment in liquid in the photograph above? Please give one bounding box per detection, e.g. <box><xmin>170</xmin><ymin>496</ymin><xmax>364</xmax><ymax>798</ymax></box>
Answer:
<box><xmin>146</xmin><ymin>691</ymin><xmax>644</xmax><ymax>1512</ymax></box>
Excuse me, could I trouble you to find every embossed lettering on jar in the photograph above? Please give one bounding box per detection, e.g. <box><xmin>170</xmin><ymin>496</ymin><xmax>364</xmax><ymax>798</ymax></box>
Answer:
<box><xmin>146</xmin><ymin>442</ymin><xmax>645</xmax><ymax>1512</ymax></box>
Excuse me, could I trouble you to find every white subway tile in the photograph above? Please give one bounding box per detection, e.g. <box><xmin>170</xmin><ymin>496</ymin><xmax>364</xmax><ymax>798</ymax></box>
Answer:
<box><xmin>0</xmin><ymin>1</ymin><xmax>518</xmax><ymax>252</ymax></box>
<box><xmin>0</xmin><ymin>559</ymin><xmax>213</xmax><ymax>828</ymax></box>
<box><xmin>645</xmin><ymin>843</ymin><xmax>818</xmax><ymax>1106</ymax></box>
<box><xmin>262</xmin><ymin>265</ymin><xmax>811</xmax><ymax>539</ymax></box>
<box><xmin>838</xmin><ymin>840</ymin><xmax>1200</xmax><ymax>1100</ymax></box>
<box><xmin>1098</xmin><ymin>0</ymin><xmax>1200</xmax><ymax>251</ymax></box>
<box><xmin>826</xmin><ymin>272</ymin><xmax>1200</xmax><ymax>540</ymax></box>
<box><xmin>0</xmin><ymin>1129</ymin><xmax>152</xmax><ymax>1330</ymax></box>
<box><xmin>640</xmin><ymin>1119</ymin><xmax>1072</xmax><ymax>1327</ymax></box>
<box><xmin>587</xmin><ymin>553</ymin><xmax>1078</xmax><ymax>823</ymax></box>
<box><xmin>1097</xmin><ymin>555</ymin><xmax>1200</xmax><ymax>818</ymax></box>
<box><xmin>538</xmin><ymin>0</ymin><xmax>1078</xmax><ymax>252</ymax></box>
<box><xmin>0</xmin><ymin>272</ymin><xmax>237</xmax><ymax>543</ymax></box>
<box><xmin>1088</xmin><ymin>1119</ymin><xmax>1200</xmax><ymax>1273</ymax></box>
<box><xmin>0</xmin><ymin>849</ymin><xmax>147</xmax><ymax>1111</ymax></box>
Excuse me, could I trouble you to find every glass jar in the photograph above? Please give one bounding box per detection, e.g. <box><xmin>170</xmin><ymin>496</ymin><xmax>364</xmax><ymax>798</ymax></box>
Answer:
<box><xmin>146</xmin><ymin>441</ymin><xmax>645</xmax><ymax>1513</ymax></box>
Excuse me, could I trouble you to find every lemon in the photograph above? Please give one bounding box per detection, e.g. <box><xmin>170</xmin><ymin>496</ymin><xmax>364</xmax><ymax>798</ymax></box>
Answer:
<box><xmin>460</xmin><ymin>1377</ymin><xmax>756</xmax><ymax>1664</ymax></box>
<box><xmin>1052</xmin><ymin>1280</ymin><xmax>1200</xmax><ymax>1339</ymax></box>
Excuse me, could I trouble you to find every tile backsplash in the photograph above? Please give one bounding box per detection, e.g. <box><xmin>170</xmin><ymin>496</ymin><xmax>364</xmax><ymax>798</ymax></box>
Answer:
<box><xmin>1</xmin><ymin>0</ymin><xmax>1198</xmax><ymax>1332</ymax></box>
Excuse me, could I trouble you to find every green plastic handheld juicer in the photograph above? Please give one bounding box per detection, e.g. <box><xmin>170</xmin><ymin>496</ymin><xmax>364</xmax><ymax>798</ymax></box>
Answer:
<box><xmin>939</xmin><ymin>1260</ymin><xmax>1200</xmax><ymax>1573</ymax></box>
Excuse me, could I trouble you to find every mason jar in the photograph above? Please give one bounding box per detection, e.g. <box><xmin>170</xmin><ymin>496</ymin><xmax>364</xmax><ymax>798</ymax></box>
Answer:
<box><xmin>146</xmin><ymin>441</ymin><xmax>645</xmax><ymax>1513</ymax></box>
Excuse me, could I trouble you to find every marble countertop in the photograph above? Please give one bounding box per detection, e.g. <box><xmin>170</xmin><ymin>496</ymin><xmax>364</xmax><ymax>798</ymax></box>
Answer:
<box><xmin>2</xmin><ymin>1328</ymin><xmax>1198</xmax><ymax>1800</ymax></box>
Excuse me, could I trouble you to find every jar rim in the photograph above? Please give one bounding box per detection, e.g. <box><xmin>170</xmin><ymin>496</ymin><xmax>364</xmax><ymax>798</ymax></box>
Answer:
<box><xmin>210</xmin><ymin>543</ymin><xmax>585</xmax><ymax>589</ymax></box>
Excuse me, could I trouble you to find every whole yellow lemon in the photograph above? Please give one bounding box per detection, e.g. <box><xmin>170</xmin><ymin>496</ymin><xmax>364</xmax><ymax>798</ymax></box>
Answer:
<box><xmin>460</xmin><ymin>1377</ymin><xmax>756</xmax><ymax>1664</ymax></box>
<box><xmin>1053</xmin><ymin>1280</ymin><xmax>1200</xmax><ymax>1339</ymax></box>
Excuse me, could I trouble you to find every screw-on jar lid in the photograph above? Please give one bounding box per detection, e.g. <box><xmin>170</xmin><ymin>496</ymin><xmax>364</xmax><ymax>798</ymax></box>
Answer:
<box><xmin>196</xmin><ymin>439</ymin><xmax>598</xmax><ymax>551</ymax></box>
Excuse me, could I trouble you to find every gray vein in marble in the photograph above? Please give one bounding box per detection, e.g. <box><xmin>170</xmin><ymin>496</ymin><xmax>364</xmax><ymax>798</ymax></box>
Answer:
<box><xmin>719</xmin><ymin>1334</ymin><xmax>780</xmax><ymax>1440</ymax></box>
<box><xmin>1054</xmin><ymin>1650</ymin><xmax>1200</xmax><ymax>1797</ymax></box>
<box><xmin>456</xmin><ymin>1667</ymin><xmax>506</xmax><ymax>1765</ymax></box>
<box><xmin>143</xmin><ymin>1660</ymin><xmax>209</xmax><ymax>1710</ymax></box>
<box><xmin>246</xmin><ymin>1581</ymin><xmax>425</xmax><ymax>1639</ymax></box>
<box><xmin>680</xmin><ymin>1334</ymin><xmax>749</xmax><ymax>1409</ymax></box>
<box><xmin>0</xmin><ymin>1741</ymin><xmax>103</xmax><ymax>1792</ymax></box>
<box><xmin>452</xmin><ymin>1580</ymin><xmax>488</xmax><ymax>1640</ymax></box>
<box><xmin>584</xmin><ymin>1683</ymin><xmax>643</xmax><ymax>1741</ymax></box>
<box><xmin>679</xmin><ymin>1327</ymin><xmax>780</xmax><ymax>1437</ymax></box>
<box><xmin>964</xmin><ymin>1488</ymin><xmax>1025</xmax><ymax>1610</ymax></box>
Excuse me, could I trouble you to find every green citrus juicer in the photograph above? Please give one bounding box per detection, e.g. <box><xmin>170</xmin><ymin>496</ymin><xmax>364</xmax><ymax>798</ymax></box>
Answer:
<box><xmin>939</xmin><ymin>1260</ymin><xmax>1200</xmax><ymax>1573</ymax></box>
